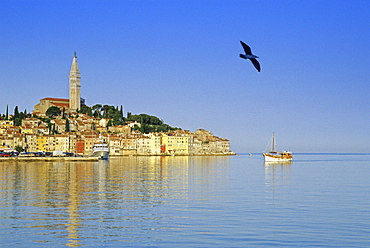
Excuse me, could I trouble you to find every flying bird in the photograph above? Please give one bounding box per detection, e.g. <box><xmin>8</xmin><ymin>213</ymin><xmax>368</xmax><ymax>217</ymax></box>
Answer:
<box><xmin>239</xmin><ymin>41</ymin><xmax>260</xmax><ymax>72</ymax></box>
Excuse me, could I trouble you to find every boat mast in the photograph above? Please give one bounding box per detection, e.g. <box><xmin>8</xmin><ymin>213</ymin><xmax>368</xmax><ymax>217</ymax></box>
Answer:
<box><xmin>271</xmin><ymin>132</ymin><xmax>275</xmax><ymax>152</ymax></box>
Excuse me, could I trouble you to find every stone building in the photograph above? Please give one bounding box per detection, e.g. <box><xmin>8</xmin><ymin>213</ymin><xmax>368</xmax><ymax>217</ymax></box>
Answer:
<box><xmin>69</xmin><ymin>52</ymin><xmax>81</xmax><ymax>111</ymax></box>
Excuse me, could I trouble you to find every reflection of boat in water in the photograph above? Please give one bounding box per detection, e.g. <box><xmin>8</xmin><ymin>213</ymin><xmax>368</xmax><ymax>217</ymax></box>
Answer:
<box><xmin>262</xmin><ymin>132</ymin><xmax>292</xmax><ymax>162</ymax></box>
<box><xmin>93</xmin><ymin>136</ymin><xmax>109</xmax><ymax>160</ymax></box>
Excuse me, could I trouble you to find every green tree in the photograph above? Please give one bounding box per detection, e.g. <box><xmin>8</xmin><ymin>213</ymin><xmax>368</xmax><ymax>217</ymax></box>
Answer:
<box><xmin>48</xmin><ymin>122</ymin><xmax>53</xmax><ymax>134</ymax></box>
<box><xmin>126</xmin><ymin>114</ymin><xmax>163</xmax><ymax>125</ymax></box>
<box><xmin>13</xmin><ymin>106</ymin><xmax>19</xmax><ymax>119</ymax></box>
<box><xmin>120</xmin><ymin>105</ymin><xmax>124</xmax><ymax>120</ymax></box>
<box><xmin>62</xmin><ymin>108</ymin><xmax>66</xmax><ymax>119</ymax></box>
<box><xmin>14</xmin><ymin>118</ymin><xmax>21</xmax><ymax>126</ymax></box>
<box><xmin>66</xmin><ymin>118</ymin><xmax>70</xmax><ymax>132</ymax></box>
<box><xmin>12</xmin><ymin>106</ymin><xmax>22</xmax><ymax>126</ymax></box>
<box><xmin>102</xmin><ymin>105</ymin><xmax>110</xmax><ymax>118</ymax></box>
<box><xmin>5</xmin><ymin>105</ymin><xmax>8</xmax><ymax>120</ymax></box>
<box><xmin>92</xmin><ymin>104</ymin><xmax>102</xmax><ymax>118</ymax></box>
<box><xmin>107</xmin><ymin>119</ymin><xmax>114</xmax><ymax>127</ymax></box>
<box><xmin>52</xmin><ymin>123</ymin><xmax>56</xmax><ymax>134</ymax></box>
<box><xmin>80</xmin><ymin>105</ymin><xmax>92</xmax><ymax>116</ymax></box>
<box><xmin>19</xmin><ymin>110</ymin><xmax>28</xmax><ymax>121</ymax></box>
<box><xmin>15</xmin><ymin>145</ymin><xmax>24</xmax><ymax>153</ymax></box>
<box><xmin>46</xmin><ymin>106</ymin><xmax>61</xmax><ymax>117</ymax></box>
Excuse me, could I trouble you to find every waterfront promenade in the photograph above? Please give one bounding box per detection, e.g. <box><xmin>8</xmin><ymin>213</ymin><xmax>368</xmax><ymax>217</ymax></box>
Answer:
<box><xmin>0</xmin><ymin>156</ymin><xmax>99</xmax><ymax>162</ymax></box>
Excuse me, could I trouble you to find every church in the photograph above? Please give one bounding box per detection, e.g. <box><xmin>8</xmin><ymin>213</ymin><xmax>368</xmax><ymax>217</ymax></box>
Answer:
<box><xmin>33</xmin><ymin>52</ymin><xmax>83</xmax><ymax>115</ymax></box>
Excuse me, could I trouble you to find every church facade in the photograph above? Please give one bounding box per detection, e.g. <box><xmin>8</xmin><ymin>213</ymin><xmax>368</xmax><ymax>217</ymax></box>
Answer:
<box><xmin>33</xmin><ymin>52</ymin><xmax>82</xmax><ymax>115</ymax></box>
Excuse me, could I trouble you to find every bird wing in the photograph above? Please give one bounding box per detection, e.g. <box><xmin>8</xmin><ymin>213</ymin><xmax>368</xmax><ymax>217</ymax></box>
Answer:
<box><xmin>240</xmin><ymin>41</ymin><xmax>252</xmax><ymax>55</ymax></box>
<box><xmin>250</xmin><ymin>58</ymin><xmax>261</xmax><ymax>72</ymax></box>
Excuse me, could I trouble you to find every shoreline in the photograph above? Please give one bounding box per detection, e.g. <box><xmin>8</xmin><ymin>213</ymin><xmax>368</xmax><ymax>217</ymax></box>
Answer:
<box><xmin>0</xmin><ymin>152</ymin><xmax>237</xmax><ymax>162</ymax></box>
<box><xmin>111</xmin><ymin>152</ymin><xmax>238</xmax><ymax>156</ymax></box>
<box><xmin>0</xmin><ymin>157</ymin><xmax>99</xmax><ymax>162</ymax></box>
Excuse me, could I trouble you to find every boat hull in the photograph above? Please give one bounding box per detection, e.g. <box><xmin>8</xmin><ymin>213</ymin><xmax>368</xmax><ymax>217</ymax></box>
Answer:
<box><xmin>93</xmin><ymin>150</ymin><xmax>109</xmax><ymax>160</ymax></box>
<box><xmin>263</xmin><ymin>153</ymin><xmax>293</xmax><ymax>162</ymax></box>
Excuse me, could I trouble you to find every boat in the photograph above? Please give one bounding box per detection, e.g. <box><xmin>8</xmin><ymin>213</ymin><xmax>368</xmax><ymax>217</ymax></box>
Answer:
<box><xmin>262</xmin><ymin>132</ymin><xmax>292</xmax><ymax>162</ymax></box>
<box><xmin>93</xmin><ymin>136</ymin><xmax>110</xmax><ymax>160</ymax></box>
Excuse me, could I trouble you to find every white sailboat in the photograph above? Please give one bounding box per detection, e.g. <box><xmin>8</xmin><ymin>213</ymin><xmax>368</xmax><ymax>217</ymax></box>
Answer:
<box><xmin>262</xmin><ymin>132</ymin><xmax>292</xmax><ymax>162</ymax></box>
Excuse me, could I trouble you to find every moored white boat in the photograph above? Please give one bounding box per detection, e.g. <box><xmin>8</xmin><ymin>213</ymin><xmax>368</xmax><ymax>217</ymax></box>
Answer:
<box><xmin>93</xmin><ymin>136</ymin><xmax>109</xmax><ymax>160</ymax></box>
<box><xmin>262</xmin><ymin>132</ymin><xmax>292</xmax><ymax>162</ymax></box>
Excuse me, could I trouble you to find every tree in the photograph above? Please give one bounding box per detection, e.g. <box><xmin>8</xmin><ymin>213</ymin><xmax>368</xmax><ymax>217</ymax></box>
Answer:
<box><xmin>92</xmin><ymin>104</ymin><xmax>102</xmax><ymax>118</ymax></box>
<box><xmin>15</xmin><ymin>145</ymin><xmax>24</xmax><ymax>153</ymax></box>
<box><xmin>120</xmin><ymin>105</ymin><xmax>124</xmax><ymax>120</ymax></box>
<box><xmin>62</xmin><ymin>108</ymin><xmax>66</xmax><ymax>119</ymax></box>
<box><xmin>48</xmin><ymin>122</ymin><xmax>53</xmax><ymax>134</ymax></box>
<box><xmin>13</xmin><ymin>106</ymin><xmax>19</xmax><ymax>119</ymax></box>
<box><xmin>66</xmin><ymin>118</ymin><xmax>70</xmax><ymax>132</ymax></box>
<box><xmin>79</xmin><ymin>105</ymin><xmax>92</xmax><ymax>116</ymax></box>
<box><xmin>5</xmin><ymin>105</ymin><xmax>8</xmax><ymax>120</ymax></box>
<box><xmin>102</xmin><ymin>105</ymin><xmax>116</xmax><ymax>118</ymax></box>
<box><xmin>12</xmin><ymin>106</ymin><xmax>21</xmax><ymax>126</ymax></box>
<box><xmin>14</xmin><ymin>118</ymin><xmax>21</xmax><ymax>126</ymax></box>
<box><xmin>107</xmin><ymin>119</ymin><xmax>114</xmax><ymax>127</ymax></box>
<box><xmin>126</xmin><ymin>114</ymin><xmax>163</xmax><ymax>125</ymax></box>
<box><xmin>46</xmin><ymin>106</ymin><xmax>61</xmax><ymax>117</ymax></box>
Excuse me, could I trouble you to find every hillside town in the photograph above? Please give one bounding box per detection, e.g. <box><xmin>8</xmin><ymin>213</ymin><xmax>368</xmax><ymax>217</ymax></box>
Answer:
<box><xmin>0</xmin><ymin>52</ymin><xmax>234</xmax><ymax>157</ymax></box>
<box><xmin>0</xmin><ymin>115</ymin><xmax>233</xmax><ymax>156</ymax></box>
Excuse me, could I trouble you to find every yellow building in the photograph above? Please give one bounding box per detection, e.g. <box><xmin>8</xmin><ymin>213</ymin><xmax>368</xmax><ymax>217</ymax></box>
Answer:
<box><xmin>0</xmin><ymin>120</ymin><xmax>13</xmax><ymax>134</ymax></box>
<box><xmin>147</xmin><ymin>133</ymin><xmax>161</xmax><ymax>155</ymax></box>
<box><xmin>20</xmin><ymin>125</ymin><xmax>34</xmax><ymax>134</ymax></box>
<box><xmin>161</xmin><ymin>133</ymin><xmax>189</xmax><ymax>154</ymax></box>
<box><xmin>33</xmin><ymin>97</ymin><xmax>70</xmax><ymax>115</ymax></box>
<box><xmin>37</xmin><ymin>135</ymin><xmax>48</xmax><ymax>151</ymax></box>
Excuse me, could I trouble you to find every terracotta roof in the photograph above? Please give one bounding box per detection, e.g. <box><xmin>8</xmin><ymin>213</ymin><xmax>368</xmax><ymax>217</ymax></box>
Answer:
<box><xmin>52</xmin><ymin>102</ymin><xmax>70</xmax><ymax>108</ymax></box>
<box><xmin>41</xmin><ymin>97</ymin><xmax>69</xmax><ymax>102</ymax></box>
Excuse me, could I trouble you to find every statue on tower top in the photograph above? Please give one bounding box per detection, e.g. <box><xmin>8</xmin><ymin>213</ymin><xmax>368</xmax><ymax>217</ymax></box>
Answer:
<box><xmin>74</xmin><ymin>51</ymin><xmax>77</xmax><ymax>58</ymax></box>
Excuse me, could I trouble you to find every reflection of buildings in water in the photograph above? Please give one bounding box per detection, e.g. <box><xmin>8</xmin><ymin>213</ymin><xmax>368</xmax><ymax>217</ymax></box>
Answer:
<box><xmin>65</xmin><ymin>163</ymin><xmax>81</xmax><ymax>247</ymax></box>
<box><xmin>188</xmin><ymin>156</ymin><xmax>230</xmax><ymax>194</ymax></box>
<box><xmin>107</xmin><ymin>156</ymin><xmax>190</xmax><ymax>200</ymax></box>
<box><xmin>0</xmin><ymin>156</ymin><xmax>231</xmax><ymax>244</ymax></box>
<box><xmin>0</xmin><ymin>161</ymin><xmax>96</xmax><ymax>247</ymax></box>
<box><xmin>50</xmin><ymin>162</ymin><xmax>94</xmax><ymax>247</ymax></box>
<box><xmin>106</xmin><ymin>156</ymin><xmax>230</xmax><ymax>200</ymax></box>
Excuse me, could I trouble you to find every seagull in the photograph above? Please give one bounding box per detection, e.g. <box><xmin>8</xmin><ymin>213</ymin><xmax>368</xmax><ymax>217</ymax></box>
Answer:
<box><xmin>239</xmin><ymin>41</ymin><xmax>260</xmax><ymax>72</ymax></box>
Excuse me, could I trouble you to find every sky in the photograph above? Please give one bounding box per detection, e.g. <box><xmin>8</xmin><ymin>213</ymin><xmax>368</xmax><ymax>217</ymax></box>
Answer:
<box><xmin>1</xmin><ymin>0</ymin><xmax>369</xmax><ymax>153</ymax></box>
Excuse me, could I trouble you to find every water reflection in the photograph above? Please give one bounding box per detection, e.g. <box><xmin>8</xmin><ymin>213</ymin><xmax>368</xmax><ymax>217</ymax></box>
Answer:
<box><xmin>0</xmin><ymin>156</ymin><xmax>230</xmax><ymax>246</ymax></box>
<box><xmin>264</xmin><ymin>162</ymin><xmax>292</xmax><ymax>201</ymax></box>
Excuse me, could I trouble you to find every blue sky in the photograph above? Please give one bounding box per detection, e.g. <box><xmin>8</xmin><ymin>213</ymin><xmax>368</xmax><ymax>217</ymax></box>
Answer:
<box><xmin>1</xmin><ymin>0</ymin><xmax>369</xmax><ymax>153</ymax></box>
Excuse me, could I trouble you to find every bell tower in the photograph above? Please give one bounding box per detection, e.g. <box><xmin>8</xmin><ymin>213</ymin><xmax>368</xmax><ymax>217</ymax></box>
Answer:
<box><xmin>69</xmin><ymin>51</ymin><xmax>81</xmax><ymax>111</ymax></box>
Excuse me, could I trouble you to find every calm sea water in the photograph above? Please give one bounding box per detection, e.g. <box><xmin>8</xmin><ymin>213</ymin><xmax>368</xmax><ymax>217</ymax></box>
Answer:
<box><xmin>0</xmin><ymin>154</ymin><xmax>369</xmax><ymax>247</ymax></box>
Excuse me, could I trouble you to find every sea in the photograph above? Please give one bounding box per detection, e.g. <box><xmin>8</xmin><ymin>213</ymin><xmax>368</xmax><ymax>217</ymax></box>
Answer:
<box><xmin>0</xmin><ymin>153</ymin><xmax>369</xmax><ymax>247</ymax></box>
